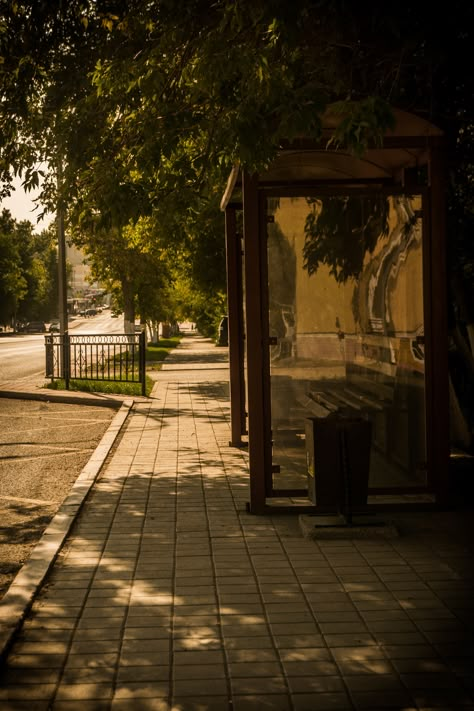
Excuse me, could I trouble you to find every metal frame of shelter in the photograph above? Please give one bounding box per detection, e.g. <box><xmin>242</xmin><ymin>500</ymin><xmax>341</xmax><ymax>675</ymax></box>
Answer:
<box><xmin>221</xmin><ymin>108</ymin><xmax>449</xmax><ymax>515</ymax></box>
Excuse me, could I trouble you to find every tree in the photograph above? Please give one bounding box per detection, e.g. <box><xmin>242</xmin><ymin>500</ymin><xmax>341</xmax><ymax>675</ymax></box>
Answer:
<box><xmin>2</xmin><ymin>1</ymin><xmax>471</xmax><ymax>209</ymax></box>
<box><xmin>72</xmin><ymin>215</ymin><xmax>175</xmax><ymax>333</ymax></box>
<box><xmin>1</xmin><ymin>1</ymin><xmax>401</xmax><ymax>257</ymax></box>
<box><xmin>0</xmin><ymin>210</ymin><xmax>28</xmax><ymax>326</ymax></box>
<box><xmin>0</xmin><ymin>210</ymin><xmax>59</xmax><ymax>325</ymax></box>
<box><xmin>1</xmin><ymin>1</ymin><xmax>473</xmax><ymax>411</ymax></box>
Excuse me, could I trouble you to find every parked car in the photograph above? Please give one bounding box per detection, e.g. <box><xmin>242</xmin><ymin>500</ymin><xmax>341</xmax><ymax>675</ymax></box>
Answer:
<box><xmin>24</xmin><ymin>321</ymin><xmax>46</xmax><ymax>333</ymax></box>
<box><xmin>49</xmin><ymin>320</ymin><xmax>60</xmax><ymax>333</ymax></box>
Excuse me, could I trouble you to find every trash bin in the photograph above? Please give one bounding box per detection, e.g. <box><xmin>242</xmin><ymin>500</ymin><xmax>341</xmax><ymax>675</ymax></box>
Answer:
<box><xmin>305</xmin><ymin>414</ymin><xmax>372</xmax><ymax>514</ymax></box>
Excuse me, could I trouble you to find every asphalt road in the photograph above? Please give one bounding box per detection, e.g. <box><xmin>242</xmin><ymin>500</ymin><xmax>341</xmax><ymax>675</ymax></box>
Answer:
<box><xmin>0</xmin><ymin>311</ymin><xmax>125</xmax><ymax>389</ymax></box>
<box><xmin>0</xmin><ymin>397</ymin><xmax>119</xmax><ymax>599</ymax></box>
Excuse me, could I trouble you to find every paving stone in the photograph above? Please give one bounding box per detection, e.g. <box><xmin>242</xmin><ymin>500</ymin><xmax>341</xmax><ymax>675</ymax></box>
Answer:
<box><xmin>173</xmin><ymin>678</ymin><xmax>228</xmax><ymax>696</ymax></box>
<box><xmin>111</xmin><ymin>699</ymin><xmax>168</xmax><ymax>710</ymax></box>
<box><xmin>287</xmin><ymin>676</ymin><xmax>345</xmax><ymax>693</ymax></box>
<box><xmin>291</xmin><ymin>691</ymin><xmax>352</xmax><ymax>710</ymax></box>
<box><xmin>59</xmin><ymin>652</ymin><xmax>118</xmax><ymax>669</ymax></box>
<box><xmin>0</xmin><ymin>703</ymin><xmax>51</xmax><ymax>711</ymax></box>
<box><xmin>173</xmin><ymin>636</ymin><xmax>222</xmax><ymax>651</ymax></box>
<box><xmin>171</xmin><ymin>697</ymin><xmax>231</xmax><ymax>711</ymax></box>
<box><xmin>232</xmin><ymin>695</ymin><xmax>291</xmax><ymax>710</ymax></box>
<box><xmin>116</xmin><ymin>665</ymin><xmax>169</xmax><ymax>683</ymax></box>
<box><xmin>56</xmin><ymin>701</ymin><xmax>114</xmax><ymax>711</ymax></box>
<box><xmin>2</xmin><ymin>336</ymin><xmax>474</xmax><ymax>710</ymax></box>
<box><xmin>61</xmin><ymin>666</ymin><xmax>115</xmax><ymax>684</ymax></box>
<box><xmin>55</xmin><ymin>683</ymin><xmax>113</xmax><ymax>700</ymax></box>
<box><xmin>228</xmin><ymin>662</ymin><xmax>282</xmax><ymax>678</ymax></box>
<box><xmin>0</xmin><ymin>684</ymin><xmax>57</xmax><ymax>701</ymax></box>
<box><xmin>279</xmin><ymin>648</ymin><xmax>333</xmax><ymax>662</ymax></box>
<box><xmin>113</xmin><ymin>682</ymin><xmax>169</xmax><ymax>699</ymax></box>
<box><xmin>173</xmin><ymin>650</ymin><xmax>225</xmax><ymax>665</ymax></box>
<box><xmin>283</xmin><ymin>660</ymin><xmax>340</xmax><ymax>677</ymax></box>
<box><xmin>173</xmin><ymin>663</ymin><xmax>226</xmax><ymax>680</ymax></box>
<box><xmin>69</xmin><ymin>639</ymin><xmax>120</xmax><ymax>654</ymax></box>
<box><xmin>230</xmin><ymin>676</ymin><xmax>288</xmax><ymax>695</ymax></box>
<box><xmin>6</xmin><ymin>653</ymin><xmax>66</xmax><ymax>669</ymax></box>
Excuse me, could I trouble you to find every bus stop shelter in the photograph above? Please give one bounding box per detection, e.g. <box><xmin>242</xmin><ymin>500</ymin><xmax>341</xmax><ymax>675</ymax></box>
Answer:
<box><xmin>221</xmin><ymin>108</ymin><xmax>449</xmax><ymax>515</ymax></box>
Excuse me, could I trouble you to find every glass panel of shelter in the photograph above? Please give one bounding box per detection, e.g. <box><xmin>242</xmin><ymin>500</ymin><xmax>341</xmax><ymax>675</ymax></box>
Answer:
<box><xmin>265</xmin><ymin>193</ymin><xmax>427</xmax><ymax>498</ymax></box>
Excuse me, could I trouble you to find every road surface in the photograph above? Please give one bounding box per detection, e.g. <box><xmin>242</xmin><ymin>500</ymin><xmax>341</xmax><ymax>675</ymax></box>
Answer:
<box><xmin>0</xmin><ymin>397</ymin><xmax>120</xmax><ymax>599</ymax></box>
<box><xmin>0</xmin><ymin>312</ymin><xmax>125</xmax><ymax>390</ymax></box>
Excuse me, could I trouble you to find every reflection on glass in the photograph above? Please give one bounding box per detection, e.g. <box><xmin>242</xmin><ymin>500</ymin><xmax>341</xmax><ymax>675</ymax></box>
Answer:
<box><xmin>267</xmin><ymin>195</ymin><xmax>426</xmax><ymax>495</ymax></box>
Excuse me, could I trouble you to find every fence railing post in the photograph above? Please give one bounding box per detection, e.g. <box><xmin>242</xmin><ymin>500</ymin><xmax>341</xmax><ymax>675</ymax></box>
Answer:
<box><xmin>45</xmin><ymin>335</ymin><xmax>54</xmax><ymax>379</ymax></box>
<box><xmin>139</xmin><ymin>330</ymin><xmax>146</xmax><ymax>396</ymax></box>
<box><xmin>44</xmin><ymin>333</ymin><xmax>147</xmax><ymax>394</ymax></box>
<box><xmin>64</xmin><ymin>333</ymin><xmax>70</xmax><ymax>390</ymax></box>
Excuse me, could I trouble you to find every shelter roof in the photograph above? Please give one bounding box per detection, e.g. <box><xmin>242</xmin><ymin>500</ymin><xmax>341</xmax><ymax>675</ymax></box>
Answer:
<box><xmin>220</xmin><ymin>108</ymin><xmax>443</xmax><ymax>210</ymax></box>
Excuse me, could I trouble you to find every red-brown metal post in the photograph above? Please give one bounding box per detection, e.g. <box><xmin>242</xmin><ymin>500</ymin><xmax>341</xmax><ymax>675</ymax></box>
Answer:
<box><xmin>242</xmin><ymin>171</ymin><xmax>268</xmax><ymax>512</ymax></box>
<box><xmin>225</xmin><ymin>206</ymin><xmax>246</xmax><ymax>446</ymax></box>
<box><xmin>426</xmin><ymin>141</ymin><xmax>450</xmax><ymax>504</ymax></box>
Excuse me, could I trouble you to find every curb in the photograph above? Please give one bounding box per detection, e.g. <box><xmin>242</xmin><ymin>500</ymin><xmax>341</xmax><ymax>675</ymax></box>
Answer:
<box><xmin>0</xmin><ymin>389</ymin><xmax>129</xmax><ymax>409</ymax></box>
<box><xmin>0</xmin><ymin>398</ymin><xmax>134</xmax><ymax>662</ymax></box>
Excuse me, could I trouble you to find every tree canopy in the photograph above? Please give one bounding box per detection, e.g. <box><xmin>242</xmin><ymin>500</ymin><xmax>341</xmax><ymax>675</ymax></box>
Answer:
<box><xmin>0</xmin><ymin>1</ymin><xmax>472</xmax><ymax>334</ymax></box>
<box><xmin>0</xmin><ymin>209</ymin><xmax>59</xmax><ymax>326</ymax></box>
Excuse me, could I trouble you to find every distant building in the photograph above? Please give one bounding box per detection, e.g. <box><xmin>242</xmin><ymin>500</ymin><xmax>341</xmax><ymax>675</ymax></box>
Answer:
<box><xmin>66</xmin><ymin>244</ymin><xmax>108</xmax><ymax>314</ymax></box>
<box><xmin>67</xmin><ymin>244</ymin><xmax>96</xmax><ymax>296</ymax></box>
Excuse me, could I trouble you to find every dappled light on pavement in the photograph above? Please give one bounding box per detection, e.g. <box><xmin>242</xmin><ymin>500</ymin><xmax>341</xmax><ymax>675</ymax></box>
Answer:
<box><xmin>0</xmin><ymin>335</ymin><xmax>473</xmax><ymax>710</ymax></box>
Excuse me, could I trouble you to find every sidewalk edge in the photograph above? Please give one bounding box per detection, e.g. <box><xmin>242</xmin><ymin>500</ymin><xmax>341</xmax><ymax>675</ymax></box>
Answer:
<box><xmin>0</xmin><ymin>389</ymin><xmax>126</xmax><ymax>408</ymax></box>
<box><xmin>0</xmin><ymin>399</ymin><xmax>134</xmax><ymax>661</ymax></box>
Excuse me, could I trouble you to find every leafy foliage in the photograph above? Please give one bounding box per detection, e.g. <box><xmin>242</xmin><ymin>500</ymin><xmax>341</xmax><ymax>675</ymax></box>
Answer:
<box><xmin>71</xmin><ymin>215</ymin><xmax>176</xmax><ymax>331</ymax></box>
<box><xmin>0</xmin><ymin>210</ymin><xmax>58</xmax><ymax>325</ymax></box>
<box><xmin>0</xmin><ymin>0</ymin><xmax>473</xmax><ymax>336</ymax></box>
<box><xmin>303</xmin><ymin>196</ymin><xmax>390</xmax><ymax>282</ymax></box>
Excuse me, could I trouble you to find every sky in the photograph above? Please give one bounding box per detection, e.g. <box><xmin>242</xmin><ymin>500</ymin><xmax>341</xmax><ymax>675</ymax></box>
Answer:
<box><xmin>1</xmin><ymin>174</ymin><xmax>53</xmax><ymax>231</ymax></box>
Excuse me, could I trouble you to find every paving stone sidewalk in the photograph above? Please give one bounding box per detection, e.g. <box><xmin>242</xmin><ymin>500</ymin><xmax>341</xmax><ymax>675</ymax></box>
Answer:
<box><xmin>0</xmin><ymin>333</ymin><xmax>473</xmax><ymax>710</ymax></box>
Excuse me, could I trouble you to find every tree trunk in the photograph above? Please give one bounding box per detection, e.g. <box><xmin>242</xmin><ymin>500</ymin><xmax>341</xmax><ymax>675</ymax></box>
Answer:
<box><xmin>121</xmin><ymin>278</ymin><xmax>135</xmax><ymax>334</ymax></box>
<box><xmin>147</xmin><ymin>320</ymin><xmax>159</xmax><ymax>342</ymax></box>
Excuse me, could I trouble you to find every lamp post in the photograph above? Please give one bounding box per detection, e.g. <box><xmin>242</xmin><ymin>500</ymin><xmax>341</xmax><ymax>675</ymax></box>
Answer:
<box><xmin>57</xmin><ymin>160</ymin><xmax>69</xmax><ymax>382</ymax></box>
